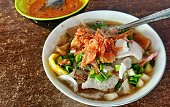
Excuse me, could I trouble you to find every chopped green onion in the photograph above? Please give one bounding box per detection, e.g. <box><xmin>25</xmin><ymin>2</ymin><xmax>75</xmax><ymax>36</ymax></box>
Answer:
<box><xmin>132</xmin><ymin>64</ymin><xmax>140</xmax><ymax>71</ymax></box>
<box><xmin>129</xmin><ymin>74</ymin><xmax>142</xmax><ymax>87</ymax></box>
<box><xmin>115</xmin><ymin>65</ymin><xmax>121</xmax><ymax>72</ymax></box>
<box><xmin>89</xmin><ymin>69</ymin><xmax>96</xmax><ymax>78</ymax></box>
<box><xmin>101</xmin><ymin>72</ymin><xmax>109</xmax><ymax>80</ymax></box>
<box><xmin>95</xmin><ymin>74</ymin><xmax>105</xmax><ymax>83</ymax></box>
<box><xmin>90</xmin><ymin>69</ymin><xmax>95</xmax><ymax>75</ymax></box>
<box><xmin>139</xmin><ymin>67</ymin><xmax>145</xmax><ymax>74</ymax></box>
<box><xmin>76</xmin><ymin>62</ymin><xmax>81</xmax><ymax>70</ymax></box>
<box><xmin>100</xmin><ymin>64</ymin><xmax>103</xmax><ymax>71</ymax></box>
<box><xmin>127</xmin><ymin>35</ymin><xmax>133</xmax><ymax>40</ymax></box>
<box><xmin>69</xmin><ymin>58</ymin><xmax>75</xmax><ymax>64</ymax></box>
<box><xmin>89</xmin><ymin>22</ymin><xmax>107</xmax><ymax>30</ymax></box>
<box><xmin>89</xmin><ymin>74</ymin><xmax>96</xmax><ymax>78</ymax></box>
<box><xmin>68</xmin><ymin>53</ymin><xmax>74</xmax><ymax>58</ymax></box>
<box><xmin>75</xmin><ymin>53</ymin><xmax>84</xmax><ymax>63</ymax></box>
<box><xmin>104</xmin><ymin>63</ymin><xmax>111</xmax><ymax>66</ymax></box>
<box><xmin>65</xmin><ymin>66</ymin><xmax>73</xmax><ymax>72</ymax></box>
<box><xmin>115</xmin><ymin>81</ymin><xmax>122</xmax><ymax>90</ymax></box>
<box><xmin>134</xmin><ymin>74</ymin><xmax>142</xmax><ymax>78</ymax></box>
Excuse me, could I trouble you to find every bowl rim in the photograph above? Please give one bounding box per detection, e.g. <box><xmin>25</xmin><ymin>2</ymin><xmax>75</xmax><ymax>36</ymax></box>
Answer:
<box><xmin>15</xmin><ymin>0</ymin><xmax>90</xmax><ymax>21</ymax></box>
<box><xmin>42</xmin><ymin>10</ymin><xmax>166</xmax><ymax>106</ymax></box>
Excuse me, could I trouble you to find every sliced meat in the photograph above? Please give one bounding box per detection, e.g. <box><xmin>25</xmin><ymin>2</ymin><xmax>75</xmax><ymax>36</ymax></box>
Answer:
<box><xmin>116</xmin><ymin>41</ymin><xmax>143</xmax><ymax>60</ymax></box>
<box><xmin>118</xmin><ymin>79</ymin><xmax>131</xmax><ymax>94</ymax></box>
<box><xmin>122</xmin><ymin>57</ymin><xmax>132</xmax><ymax>69</ymax></box>
<box><xmin>82</xmin><ymin>75</ymin><xmax>119</xmax><ymax>91</ymax></box>
<box><xmin>119</xmin><ymin>63</ymin><xmax>127</xmax><ymax>79</ymax></box>
<box><xmin>115</xmin><ymin>39</ymin><xmax>129</xmax><ymax>55</ymax></box>
<box><xmin>58</xmin><ymin>75</ymin><xmax>78</xmax><ymax>92</ymax></box>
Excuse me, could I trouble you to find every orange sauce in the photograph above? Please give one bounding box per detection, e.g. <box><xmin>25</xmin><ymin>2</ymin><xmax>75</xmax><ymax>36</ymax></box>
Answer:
<box><xmin>27</xmin><ymin>0</ymin><xmax>83</xmax><ymax>18</ymax></box>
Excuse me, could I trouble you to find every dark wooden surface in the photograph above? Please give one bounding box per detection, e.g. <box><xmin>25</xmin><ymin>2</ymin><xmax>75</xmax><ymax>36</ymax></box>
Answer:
<box><xmin>0</xmin><ymin>0</ymin><xmax>170</xmax><ymax>107</ymax></box>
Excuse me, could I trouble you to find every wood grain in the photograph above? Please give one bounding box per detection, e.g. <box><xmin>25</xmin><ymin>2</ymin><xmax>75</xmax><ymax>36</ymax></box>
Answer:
<box><xmin>0</xmin><ymin>0</ymin><xmax>170</xmax><ymax>107</ymax></box>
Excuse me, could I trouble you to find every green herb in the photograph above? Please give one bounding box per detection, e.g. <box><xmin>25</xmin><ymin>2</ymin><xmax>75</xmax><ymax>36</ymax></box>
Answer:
<box><xmin>89</xmin><ymin>69</ymin><xmax>96</xmax><ymax>78</ymax></box>
<box><xmin>89</xmin><ymin>22</ymin><xmax>107</xmax><ymax>30</ymax></box>
<box><xmin>132</xmin><ymin>64</ymin><xmax>141</xmax><ymax>73</ymax></box>
<box><xmin>76</xmin><ymin>62</ymin><xmax>81</xmax><ymax>70</ymax></box>
<box><xmin>101</xmin><ymin>72</ymin><xmax>109</xmax><ymax>80</ymax></box>
<box><xmin>95</xmin><ymin>74</ymin><xmax>105</xmax><ymax>83</ymax></box>
<box><xmin>65</xmin><ymin>66</ymin><xmax>73</xmax><ymax>72</ymax></box>
<box><xmin>115</xmin><ymin>81</ymin><xmax>122</xmax><ymax>90</ymax></box>
<box><xmin>68</xmin><ymin>53</ymin><xmax>74</xmax><ymax>58</ymax></box>
<box><xmin>127</xmin><ymin>35</ymin><xmax>133</xmax><ymax>40</ymax></box>
<box><xmin>138</xmin><ymin>67</ymin><xmax>145</xmax><ymax>74</ymax></box>
<box><xmin>100</xmin><ymin>64</ymin><xmax>103</xmax><ymax>71</ymax></box>
<box><xmin>75</xmin><ymin>53</ymin><xmax>84</xmax><ymax>63</ymax></box>
<box><xmin>115</xmin><ymin>65</ymin><xmax>121</xmax><ymax>72</ymax></box>
<box><xmin>129</xmin><ymin>74</ymin><xmax>142</xmax><ymax>87</ymax></box>
<box><xmin>104</xmin><ymin>63</ymin><xmax>111</xmax><ymax>66</ymax></box>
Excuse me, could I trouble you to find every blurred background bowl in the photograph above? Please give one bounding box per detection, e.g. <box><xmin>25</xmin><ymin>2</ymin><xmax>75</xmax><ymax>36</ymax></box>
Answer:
<box><xmin>15</xmin><ymin>0</ymin><xmax>89</xmax><ymax>21</ymax></box>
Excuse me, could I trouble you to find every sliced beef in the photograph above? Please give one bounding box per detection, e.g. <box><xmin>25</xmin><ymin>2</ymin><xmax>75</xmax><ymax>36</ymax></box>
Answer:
<box><xmin>82</xmin><ymin>75</ymin><xmax>119</xmax><ymax>91</ymax></box>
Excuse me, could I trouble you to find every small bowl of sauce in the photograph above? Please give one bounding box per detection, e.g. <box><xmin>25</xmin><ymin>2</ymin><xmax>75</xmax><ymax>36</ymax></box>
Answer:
<box><xmin>15</xmin><ymin>0</ymin><xmax>89</xmax><ymax>21</ymax></box>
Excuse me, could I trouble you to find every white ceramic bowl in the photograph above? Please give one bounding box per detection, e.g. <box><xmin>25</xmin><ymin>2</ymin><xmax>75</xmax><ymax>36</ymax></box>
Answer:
<box><xmin>42</xmin><ymin>10</ymin><xmax>166</xmax><ymax>106</ymax></box>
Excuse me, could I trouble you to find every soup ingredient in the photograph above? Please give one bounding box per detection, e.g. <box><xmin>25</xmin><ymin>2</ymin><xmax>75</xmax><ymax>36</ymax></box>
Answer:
<box><xmin>144</xmin><ymin>63</ymin><xmax>153</xmax><ymax>74</ymax></box>
<box><xmin>49</xmin><ymin>53</ymin><xmax>69</xmax><ymax>75</ymax></box>
<box><xmin>58</xmin><ymin>75</ymin><xmax>78</xmax><ymax>92</ymax></box>
<box><xmin>27</xmin><ymin>0</ymin><xmax>83</xmax><ymax>18</ymax></box>
<box><xmin>82</xmin><ymin>75</ymin><xmax>119</xmax><ymax>91</ymax></box>
<box><xmin>89</xmin><ymin>22</ymin><xmax>107</xmax><ymax>30</ymax></box>
<box><xmin>136</xmin><ymin>79</ymin><xmax>144</xmax><ymax>88</ymax></box>
<box><xmin>141</xmin><ymin>73</ymin><xmax>150</xmax><ymax>82</ymax></box>
<box><xmin>122</xmin><ymin>57</ymin><xmax>132</xmax><ymax>69</ymax></box>
<box><xmin>140</xmin><ymin>52</ymin><xmax>158</xmax><ymax>67</ymax></box>
<box><xmin>127</xmin><ymin>69</ymin><xmax>136</xmax><ymax>76</ymax></box>
<box><xmin>115</xmin><ymin>39</ymin><xmax>129</xmax><ymax>55</ymax></box>
<box><xmin>116</xmin><ymin>41</ymin><xmax>143</xmax><ymax>60</ymax></box>
<box><xmin>118</xmin><ymin>79</ymin><xmax>131</xmax><ymax>94</ymax></box>
<box><xmin>104</xmin><ymin>92</ymin><xmax>119</xmax><ymax>101</ymax></box>
<box><xmin>119</xmin><ymin>63</ymin><xmax>127</xmax><ymax>79</ymax></box>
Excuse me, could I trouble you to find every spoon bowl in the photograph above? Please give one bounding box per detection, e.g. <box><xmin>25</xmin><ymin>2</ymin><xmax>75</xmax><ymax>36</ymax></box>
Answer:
<box><xmin>46</xmin><ymin>0</ymin><xmax>65</xmax><ymax>9</ymax></box>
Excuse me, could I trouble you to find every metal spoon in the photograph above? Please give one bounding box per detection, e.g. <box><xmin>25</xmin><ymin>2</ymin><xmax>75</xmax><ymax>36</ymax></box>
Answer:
<box><xmin>107</xmin><ymin>8</ymin><xmax>170</xmax><ymax>36</ymax></box>
<box><xmin>46</xmin><ymin>0</ymin><xmax>65</xmax><ymax>9</ymax></box>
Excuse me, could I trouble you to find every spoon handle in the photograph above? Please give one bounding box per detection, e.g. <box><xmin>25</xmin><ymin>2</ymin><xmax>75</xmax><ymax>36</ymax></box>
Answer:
<box><xmin>115</xmin><ymin>8</ymin><xmax>170</xmax><ymax>30</ymax></box>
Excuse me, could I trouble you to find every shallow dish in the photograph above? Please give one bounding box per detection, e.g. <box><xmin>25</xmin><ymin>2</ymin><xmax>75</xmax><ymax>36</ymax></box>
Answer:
<box><xmin>15</xmin><ymin>0</ymin><xmax>89</xmax><ymax>21</ymax></box>
<box><xmin>42</xmin><ymin>10</ymin><xmax>166</xmax><ymax>106</ymax></box>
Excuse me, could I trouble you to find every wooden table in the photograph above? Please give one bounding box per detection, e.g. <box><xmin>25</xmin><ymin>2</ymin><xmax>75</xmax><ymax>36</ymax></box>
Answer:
<box><xmin>0</xmin><ymin>0</ymin><xmax>170</xmax><ymax>106</ymax></box>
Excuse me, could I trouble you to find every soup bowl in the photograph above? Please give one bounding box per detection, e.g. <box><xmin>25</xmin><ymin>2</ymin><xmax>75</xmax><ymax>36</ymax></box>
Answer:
<box><xmin>42</xmin><ymin>10</ymin><xmax>166</xmax><ymax>106</ymax></box>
